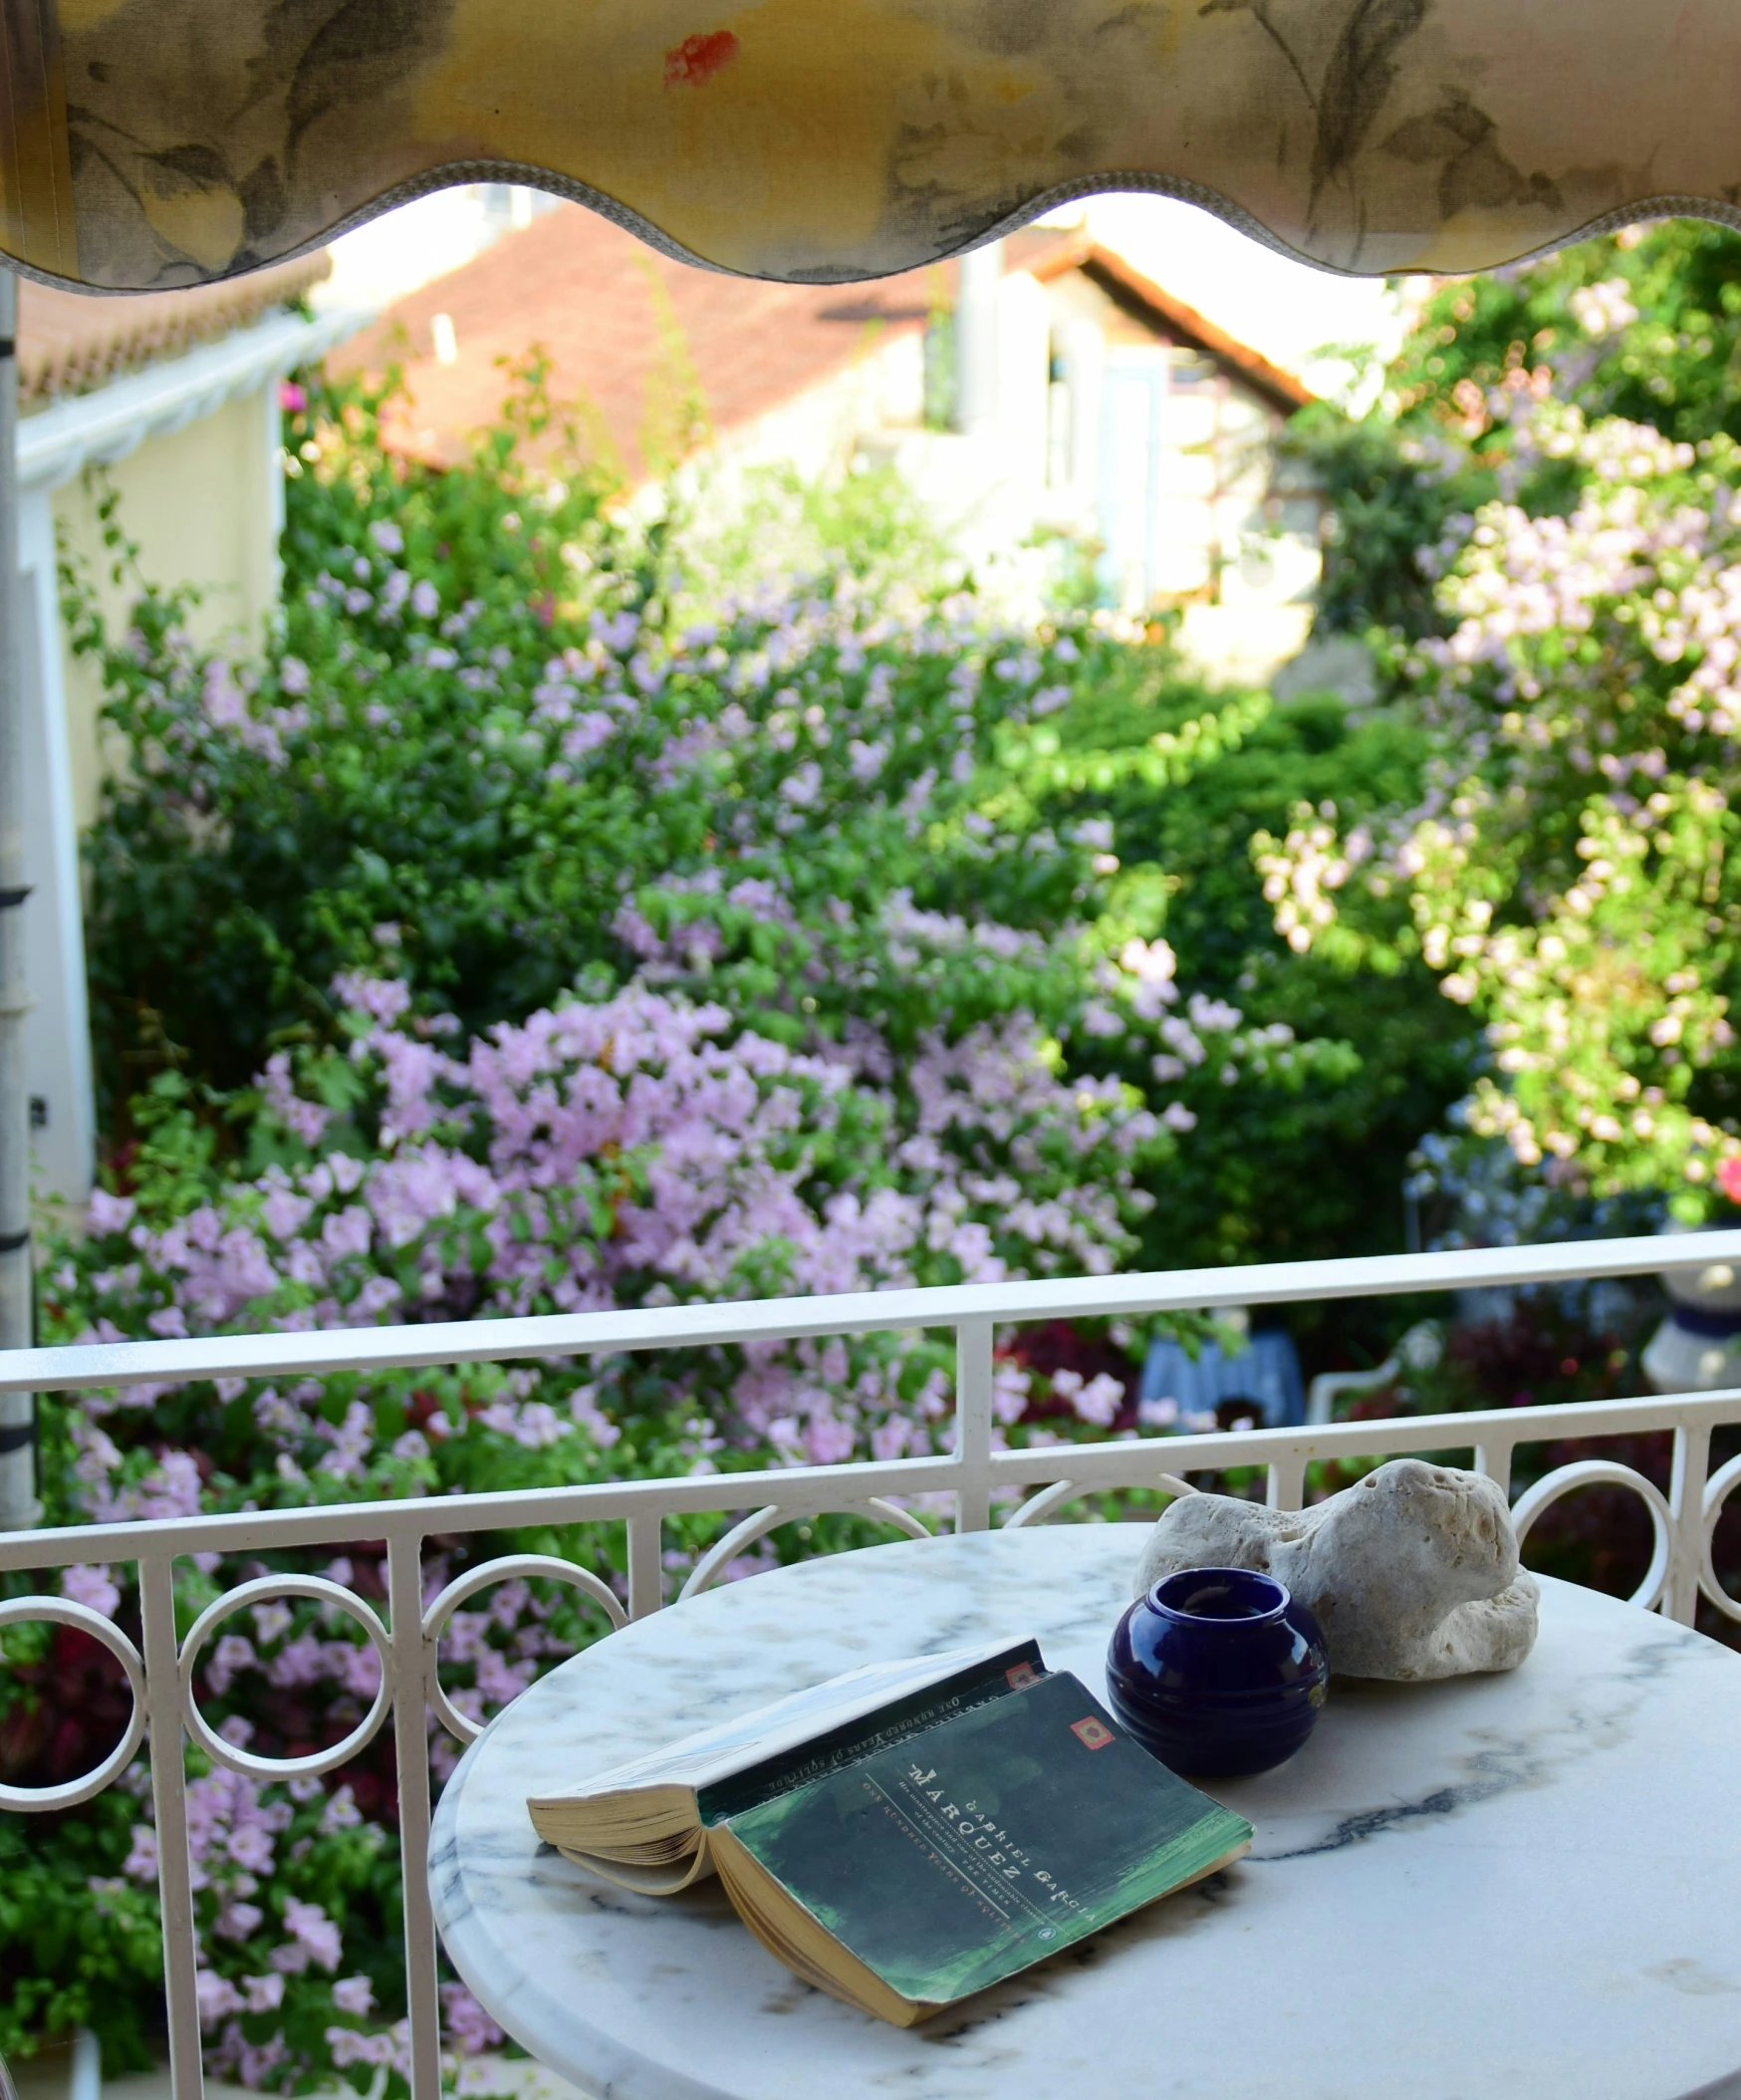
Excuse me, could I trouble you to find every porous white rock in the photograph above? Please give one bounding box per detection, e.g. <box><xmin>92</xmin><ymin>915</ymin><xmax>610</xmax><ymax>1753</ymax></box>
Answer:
<box><xmin>1132</xmin><ymin>1458</ymin><xmax>1539</xmax><ymax>1681</ymax></box>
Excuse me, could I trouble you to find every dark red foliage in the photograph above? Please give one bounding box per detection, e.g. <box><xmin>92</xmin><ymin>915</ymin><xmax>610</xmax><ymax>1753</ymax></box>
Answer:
<box><xmin>1428</xmin><ymin>1308</ymin><xmax>1741</xmax><ymax>1652</ymax></box>
<box><xmin>0</xmin><ymin>1624</ymin><xmax>134</xmax><ymax>1789</ymax></box>
<box><xmin>1515</xmin><ymin>1430</ymin><xmax>1671</xmax><ymax>1604</ymax></box>
<box><xmin>1002</xmin><ymin>1320</ymin><xmax>1137</xmax><ymax>1432</ymax></box>
<box><xmin>1447</xmin><ymin>1312</ymin><xmax>1635</xmax><ymax>1413</ymax></box>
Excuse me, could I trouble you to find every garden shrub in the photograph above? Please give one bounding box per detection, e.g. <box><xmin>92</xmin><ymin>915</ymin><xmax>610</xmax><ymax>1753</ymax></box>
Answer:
<box><xmin>77</xmin><ymin>365</ymin><xmax>1377</xmax><ymax>1269</ymax></box>
<box><xmin>15</xmin><ymin>361</ymin><xmax>1390</xmax><ymax>2088</ymax></box>
<box><xmin>1260</xmin><ymin>398</ymin><xmax>1741</xmax><ymax>1214</ymax></box>
<box><xmin>1287</xmin><ymin>220</ymin><xmax>1741</xmax><ymax>662</ymax></box>
<box><xmin>79</xmin><ymin>368</ymin><xmax>1123</xmax><ymax>1104</ymax></box>
<box><xmin>999</xmin><ymin>654</ymin><xmax>1474</xmax><ymax>1273</ymax></box>
<box><xmin>1387</xmin><ymin>220</ymin><xmax>1741</xmax><ymax>455</ymax></box>
<box><xmin>1254</xmin><ymin>218</ymin><xmax>1741</xmax><ymax>1233</ymax></box>
<box><xmin>10</xmin><ymin>953</ymin><xmax>1211</xmax><ymax>2090</ymax></box>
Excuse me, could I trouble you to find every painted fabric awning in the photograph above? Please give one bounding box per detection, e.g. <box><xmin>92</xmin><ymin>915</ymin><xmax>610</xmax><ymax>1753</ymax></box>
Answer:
<box><xmin>5</xmin><ymin>0</ymin><xmax>1740</xmax><ymax>294</ymax></box>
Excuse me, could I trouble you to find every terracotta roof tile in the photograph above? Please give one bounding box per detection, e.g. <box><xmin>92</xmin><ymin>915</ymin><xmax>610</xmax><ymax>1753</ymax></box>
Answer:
<box><xmin>331</xmin><ymin>205</ymin><xmax>939</xmax><ymax>481</ymax></box>
<box><xmin>18</xmin><ymin>253</ymin><xmax>332</xmax><ymax>409</ymax></box>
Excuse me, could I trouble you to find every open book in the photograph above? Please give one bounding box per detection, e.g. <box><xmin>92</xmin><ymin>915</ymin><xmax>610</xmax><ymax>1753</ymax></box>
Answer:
<box><xmin>528</xmin><ymin>1640</ymin><xmax>1252</xmax><ymax>2025</ymax></box>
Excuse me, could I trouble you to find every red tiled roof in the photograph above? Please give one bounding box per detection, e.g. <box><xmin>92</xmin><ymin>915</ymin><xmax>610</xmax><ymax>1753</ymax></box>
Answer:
<box><xmin>331</xmin><ymin>205</ymin><xmax>942</xmax><ymax>482</ymax></box>
<box><xmin>330</xmin><ymin>210</ymin><xmax>1310</xmax><ymax>481</ymax></box>
<box><xmin>18</xmin><ymin>253</ymin><xmax>331</xmax><ymax>408</ymax></box>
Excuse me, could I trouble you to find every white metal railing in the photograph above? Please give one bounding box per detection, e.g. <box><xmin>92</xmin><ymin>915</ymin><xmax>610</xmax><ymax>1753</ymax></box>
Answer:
<box><xmin>3</xmin><ymin>1231</ymin><xmax>1741</xmax><ymax>2100</ymax></box>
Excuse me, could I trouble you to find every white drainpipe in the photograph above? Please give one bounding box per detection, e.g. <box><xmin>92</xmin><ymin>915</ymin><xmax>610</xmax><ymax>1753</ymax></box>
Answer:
<box><xmin>953</xmin><ymin>239</ymin><xmax>1003</xmax><ymax>437</ymax></box>
<box><xmin>1060</xmin><ymin>317</ymin><xmax>1105</xmax><ymax>504</ymax></box>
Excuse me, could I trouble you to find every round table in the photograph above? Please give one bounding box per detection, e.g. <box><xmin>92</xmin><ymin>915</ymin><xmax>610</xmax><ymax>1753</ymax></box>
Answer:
<box><xmin>430</xmin><ymin>1528</ymin><xmax>1741</xmax><ymax>2100</ymax></box>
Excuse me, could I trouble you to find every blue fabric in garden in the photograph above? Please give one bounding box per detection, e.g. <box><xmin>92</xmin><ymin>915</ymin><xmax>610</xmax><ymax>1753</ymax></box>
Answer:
<box><xmin>1139</xmin><ymin>1328</ymin><xmax>1305</xmax><ymax>1430</ymax></box>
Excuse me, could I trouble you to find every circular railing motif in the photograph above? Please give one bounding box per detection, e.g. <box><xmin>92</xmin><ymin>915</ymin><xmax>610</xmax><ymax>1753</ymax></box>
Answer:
<box><xmin>1699</xmin><ymin>1452</ymin><xmax>1741</xmax><ymax>1625</ymax></box>
<box><xmin>180</xmin><ymin>1575</ymin><xmax>393</xmax><ymax>1780</ymax></box>
<box><xmin>422</xmin><ymin>1555</ymin><xmax>627</xmax><ymax>1745</ymax></box>
<box><xmin>1510</xmin><ymin>1460</ymin><xmax>1673</xmax><ymax>1613</ymax></box>
<box><xmin>0</xmin><ymin>1597</ymin><xmax>148</xmax><ymax>1811</ymax></box>
<box><xmin>677</xmin><ymin>1500</ymin><xmax>931</xmax><ymax>1602</ymax></box>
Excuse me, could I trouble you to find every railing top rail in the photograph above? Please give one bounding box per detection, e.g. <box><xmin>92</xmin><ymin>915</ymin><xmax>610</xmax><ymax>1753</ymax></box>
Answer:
<box><xmin>2</xmin><ymin>1382</ymin><xmax>1736</xmax><ymax>1576</ymax></box>
<box><xmin>0</xmin><ymin>1230</ymin><xmax>1731</xmax><ymax>1398</ymax></box>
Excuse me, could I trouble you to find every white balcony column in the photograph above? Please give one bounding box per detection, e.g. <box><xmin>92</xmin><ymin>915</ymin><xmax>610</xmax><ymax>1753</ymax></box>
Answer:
<box><xmin>996</xmin><ymin>269</ymin><xmax>1052</xmax><ymax>493</ymax></box>
<box><xmin>17</xmin><ymin>484</ymin><xmax>96</xmax><ymax>1210</ymax></box>
<box><xmin>953</xmin><ymin>1318</ymin><xmax>995</xmax><ymax>1533</ymax></box>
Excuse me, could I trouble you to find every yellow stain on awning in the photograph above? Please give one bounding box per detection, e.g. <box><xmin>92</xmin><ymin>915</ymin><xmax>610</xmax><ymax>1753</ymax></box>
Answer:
<box><xmin>6</xmin><ymin>0</ymin><xmax>1741</xmax><ymax>292</ymax></box>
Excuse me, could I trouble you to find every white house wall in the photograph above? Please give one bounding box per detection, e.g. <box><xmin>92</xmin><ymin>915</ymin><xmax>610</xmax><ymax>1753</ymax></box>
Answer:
<box><xmin>1039</xmin><ymin>268</ymin><xmax>1323</xmax><ymax>676</ymax></box>
<box><xmin>676</xmin><ymin>330</ymin><xmax>927</xmax><ymax>507</ymax></box>
<box><xmin>53</xmin><ymin>386</ymin><xmax>285</xmax><ymax>834</ymax></box>
<box><xmin>996</xmin><ymin>272</ymin><xmax>1052</xmax><ymax>496</ymax></box>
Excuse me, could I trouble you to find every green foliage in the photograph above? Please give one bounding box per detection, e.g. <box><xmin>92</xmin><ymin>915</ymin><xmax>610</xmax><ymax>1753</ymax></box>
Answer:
<box><xmin>681</xmin><ymin>458</ymin><xmax>955</xmax><ymax>602</ymax></box>
<box><xmin>1270</xmin><ymin>237</ymin><xmax>1741</xmax><ymax>1214</ymax></box>
<box><xmin>1280</xmin><ymin>400</ymin><xmax>1488</xmax><ymax>640</ymax></box>
<box><xmin>1002</xmin><ymin>656</ymin><xmax>1474</xmax><ymax>1265</ymax></box>
<box><xmin>1390</xmin><ymin>221</ymin><xmax>1741</xmax><ymax>449</ymax></box>
<box><xmin>0</xmin><ymin>1788</ymin><xmax>162</xmax><ymax>2071</ymax></box>
<box><xmin>77</xmin><ymin>368</ymin><xmax>625</xmax><ymax>1106</ymax></box>
<box><xmin>1289</xmin><ymin>220</ymin><xmax>1741</xmax><ymax>655</ymax></box>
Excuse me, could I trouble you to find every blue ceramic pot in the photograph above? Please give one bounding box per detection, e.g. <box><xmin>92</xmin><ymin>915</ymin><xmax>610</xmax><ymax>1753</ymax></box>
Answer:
<box><xmin>1106</xmin><ymin>1566</ymin><xmax>1329</xmax><ymax>1778</ymax></box>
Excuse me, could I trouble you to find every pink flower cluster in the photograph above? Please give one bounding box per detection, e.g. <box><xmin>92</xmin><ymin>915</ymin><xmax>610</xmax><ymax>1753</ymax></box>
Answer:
<box><xmin>69</xmin><ymin>981</ymin><xmax>1160</xmax><ymax>1515</ymax></box>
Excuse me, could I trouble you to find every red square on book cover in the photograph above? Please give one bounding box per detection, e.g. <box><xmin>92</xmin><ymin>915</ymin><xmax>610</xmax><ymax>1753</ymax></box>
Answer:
<box><xmin>1071</xmin><ymin>1716</ymin><xmax>1116</xmax><ymax>1750</ymax></box>
<box><xmin>1005</xmin><ymin>1663</ymin><xmax>1039</xmax><ymax>1690</ymax></box>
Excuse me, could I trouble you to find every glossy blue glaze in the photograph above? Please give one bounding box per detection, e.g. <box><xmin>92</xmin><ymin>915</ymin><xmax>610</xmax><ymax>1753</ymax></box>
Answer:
<box><xmin>1106</xmin><ymin>1566</ymin><xmax>1329</xmax><ymax>1778</ymax></box>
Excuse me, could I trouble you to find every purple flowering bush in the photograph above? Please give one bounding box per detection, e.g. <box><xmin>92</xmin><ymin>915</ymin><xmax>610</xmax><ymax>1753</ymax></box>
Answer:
<box><xmin>82</xmin><ymin>370</ymin><xmax>1140</xmax><ymax>1101</ymax></box>
<box><xmin>78</xmin><ymin>369</ymin><xmax>1353</xmax><ymax>1232</ymax></box>
<box><xmin>13</xmin><ymin>969</ymin><xmax>1190</xmax><ymax>2089</ymax></box>
<box><xmin>1</xmin><ymin>367</ymin><xmax>1374</xmax><ymax>2087</ymax></box>
<box><xmin>56</xmin><ymin>969</ymin><xmax>1168</xmax><ymax>1519</ymax></box>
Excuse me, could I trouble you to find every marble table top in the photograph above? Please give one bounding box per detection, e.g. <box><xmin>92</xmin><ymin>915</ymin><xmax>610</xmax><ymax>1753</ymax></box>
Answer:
<box><xmin>430</xmin><ymin>1527</ymin><xmax>1741</xmax><ymax>2100</ymax></box>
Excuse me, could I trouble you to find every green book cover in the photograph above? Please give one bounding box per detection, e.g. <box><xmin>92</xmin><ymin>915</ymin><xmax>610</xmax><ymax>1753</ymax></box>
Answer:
<box><xmin>697</xmin><ymin>1642</ymin><xmax>1044</xmax><ymax>1827</ymax></box>
<box><xmin>718</xmin><ymin>1671</ymin><xmax>1252</xmax><ymax>2010</ymax></box>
